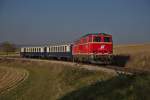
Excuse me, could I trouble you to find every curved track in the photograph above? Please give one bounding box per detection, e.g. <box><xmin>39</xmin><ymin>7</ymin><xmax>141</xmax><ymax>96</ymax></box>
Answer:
<box><xmin>0</xmin><ymin>66</ymin><xmax>29</xmax><ymax>94</ymax></box>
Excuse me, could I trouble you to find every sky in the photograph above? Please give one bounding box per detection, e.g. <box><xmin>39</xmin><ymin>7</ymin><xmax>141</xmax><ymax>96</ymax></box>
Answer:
<box><xmin>0</xmin><ymin>0</ymin><xmax>150</xmax><ymax>45</ymax></box>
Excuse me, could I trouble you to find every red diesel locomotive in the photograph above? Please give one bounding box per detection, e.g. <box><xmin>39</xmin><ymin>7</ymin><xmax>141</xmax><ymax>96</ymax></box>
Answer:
<box><xmin>72</xmin><ymin>33</ymin><xmax>113</xmax><ymax>63</ymax></box>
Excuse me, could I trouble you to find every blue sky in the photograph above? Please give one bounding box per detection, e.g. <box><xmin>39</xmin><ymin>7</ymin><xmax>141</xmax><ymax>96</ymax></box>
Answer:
<box><xmin>0</xmin><ymin>0</ymin><xmax>150</xmax><ymax>44</ymax></box>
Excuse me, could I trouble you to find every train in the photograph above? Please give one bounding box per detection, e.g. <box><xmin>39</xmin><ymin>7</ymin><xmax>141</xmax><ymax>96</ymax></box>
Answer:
<box><xmin>20</xmin><ymin>32</ymin><xmax>113</xmax><ymax>64</ymax></box>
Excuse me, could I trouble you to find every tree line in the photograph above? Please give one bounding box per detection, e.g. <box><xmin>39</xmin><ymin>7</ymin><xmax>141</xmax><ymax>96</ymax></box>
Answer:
<box><xmin>0</xmin><ymin>41</ymin><xmax>17</xmax><ymax>55</ymax></box>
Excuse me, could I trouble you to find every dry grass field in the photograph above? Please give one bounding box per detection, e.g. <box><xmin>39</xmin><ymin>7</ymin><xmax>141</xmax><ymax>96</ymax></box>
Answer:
<box><xmin>114</xmin><ymin>43</ymin><xmax>150</xmax><ymax>55</ymax></box>
<box><xmin>114</xmin><ymin>43</ymin><xmax>150</xmax><ymax>70</ymax></box>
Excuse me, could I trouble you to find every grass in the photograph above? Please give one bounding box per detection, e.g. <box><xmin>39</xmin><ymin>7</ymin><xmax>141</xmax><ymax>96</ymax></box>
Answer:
<box><xmin>0</xmin><ymin>59</ymin><xmax>112</xmax><ymax>100</ymax></box>
<box><xmin>0</xmin><ymin>52</ymin><xmax>19</xmax><ymax>57</ymax></box>
<box><xmin>1</xmin><ymin>59</ymin><xmax>150</xmax><ymax>100</ymax></box>
<box><xmin>60</xmin><ymin>73</ymin><xmax>150</xmax><ymax>100</ymax></box>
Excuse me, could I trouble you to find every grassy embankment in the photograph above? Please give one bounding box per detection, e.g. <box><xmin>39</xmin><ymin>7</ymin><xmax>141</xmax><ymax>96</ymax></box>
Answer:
<box><xmin>0</xmin><ymin>59</ymin><xmax>112</xmax><ymax>100</ymax></box>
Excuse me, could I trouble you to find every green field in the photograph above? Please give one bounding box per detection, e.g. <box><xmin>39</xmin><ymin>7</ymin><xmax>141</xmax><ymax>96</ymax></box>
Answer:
<box><xmin>0</xmin><ymin>59</ymin><xmax>150</xmax><ymax>100</ymax></box>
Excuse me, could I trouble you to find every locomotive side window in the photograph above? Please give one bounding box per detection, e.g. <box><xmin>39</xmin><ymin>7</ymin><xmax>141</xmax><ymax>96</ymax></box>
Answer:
<box><xmin>89</xmin><ymin>37</ymin><xmax>92</xmax><ymax>42</ymax></box>
<box><xmin>104</xmin><ymin>37</ymin><xmax>110</xmax><ymax>42</ymax></box>
<box><xmin>93</xmin><ymin>36</ymin><xmax>101</xmax><ymax>42</ymax></box>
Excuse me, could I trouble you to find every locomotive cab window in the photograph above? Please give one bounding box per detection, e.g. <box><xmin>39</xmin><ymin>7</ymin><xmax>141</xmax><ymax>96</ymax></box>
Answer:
<box><xmin>104</xmin><ymin>37</ymin><xmax>110</xmax><ymax>42</ymax></box>
<box><xmin>93</xmin><ymin>36</ymin><xmax>101</xmax><ymax>42</ymax></box>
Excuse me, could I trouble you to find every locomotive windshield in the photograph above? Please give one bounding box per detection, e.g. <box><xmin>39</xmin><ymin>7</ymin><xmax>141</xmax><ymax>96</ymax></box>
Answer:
<box><xmin>93</xmin><ymin>36</ymin><xmax>101</xmax><ymax>42</ymax></box>
<box><xmin>104</xmin><ymin>37</ymin><xmax>111</xmax><ymax>42</ymax></box>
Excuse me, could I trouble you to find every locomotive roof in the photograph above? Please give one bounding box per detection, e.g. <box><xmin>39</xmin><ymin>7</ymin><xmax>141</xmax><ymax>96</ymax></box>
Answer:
<box><xmin>81</xmin><ymin>32</ymin><xmax>111</xmax><ymax>38</ymax></box>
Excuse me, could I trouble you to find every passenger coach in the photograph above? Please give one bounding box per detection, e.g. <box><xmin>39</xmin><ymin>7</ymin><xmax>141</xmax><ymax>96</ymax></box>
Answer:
<box><xmin>20</xmin><ymin>44</ymin><xmax>72</xmax><ymax>60</ymax></box>
<box><xmin>45</xmin><ymin>44</ymin><xmax>72</xmax><ymax>60</ymax></box>
<box><xmin>20</xmin><ymin>46</ymin><xmax>45</xmax><ymax>58</ymax></box>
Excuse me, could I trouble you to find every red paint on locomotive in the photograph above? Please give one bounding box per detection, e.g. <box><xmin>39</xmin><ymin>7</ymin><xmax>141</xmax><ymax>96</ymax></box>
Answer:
<box><xmin>72</xmin><ymin>33</ymin><xmax>113</xmax><ymax>56</ymax></box>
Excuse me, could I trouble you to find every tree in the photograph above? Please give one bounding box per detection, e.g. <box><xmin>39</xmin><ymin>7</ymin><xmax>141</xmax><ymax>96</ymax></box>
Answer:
<box><xmin>0</xmin><ymin>41</ymin><xmax>17</xmax><ymax>55</ymax></box>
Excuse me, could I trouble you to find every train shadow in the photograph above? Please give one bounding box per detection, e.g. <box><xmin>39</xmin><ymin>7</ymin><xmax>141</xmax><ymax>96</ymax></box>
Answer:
<box><xmin>92</xmin><ymin>55</ymin><xmax>130</xmax><ymax>67</ymax></box>
<box><xmin>110</xmin><ymin>55</ymin><xmax>130</xmax><ymax>67</ymax></box>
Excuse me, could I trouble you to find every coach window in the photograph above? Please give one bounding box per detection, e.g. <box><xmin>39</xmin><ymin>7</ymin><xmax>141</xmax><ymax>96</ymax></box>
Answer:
<box><xmin>56</xmin><ymin>47</ymin><xmax>57</xmax><ymax>52</ymax></box>
<box><xmin>60</xmin><ymin>46</ymin><xmax>62</xmax><ymax>52</ymax></box>
<box><xmin>58</xmin><ymin>47</ymin><xmax>59</xmax><ymax>52</ymax></box>
<box><xmin>51</xmin><ymin>47</ymin><xmax>53</xmax><ymax>52</ymax></box>
<box><xmin>50</xmin><ymin>47</ymin><xmax>51</xmax><ymax>52</ymax></box>
<box><xmin>53</xmin><ymin>47</ymin><xmax>55</xmax><ymax>52</ymax></box>
<box><xmin>54</xmin><ymin>47</ymin><xmax>56</xmax><ymax>52</ymax></box>
<box><xmin>93</xmin><ymin>36</ymin><xmax>101</xmax><ymax>42</ymax></box>
<box><xmin>104</xmin><ymin>37</ymin><xmax>110</xmax><ymax>42</ymax></box>
<box><xmin>51</xmin><ymin>47</ymin><xmax>54</xmax><ymax>52</ymax></box>
<box><xmin>65</xmin><ymin>46</ymin><xmax>67</xmax><ymax>52</ymax></box>
<box><xmin>62</xmin><ymin>46</ymin><xmax>64</xmax><ymax>52</ymax></box>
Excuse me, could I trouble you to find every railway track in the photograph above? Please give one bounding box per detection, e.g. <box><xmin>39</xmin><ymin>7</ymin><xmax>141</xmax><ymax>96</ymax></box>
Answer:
<box><xmin>0</xmin><ymin>56</ymin><xmax>149</xmax><ymax>76</ymax></box>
